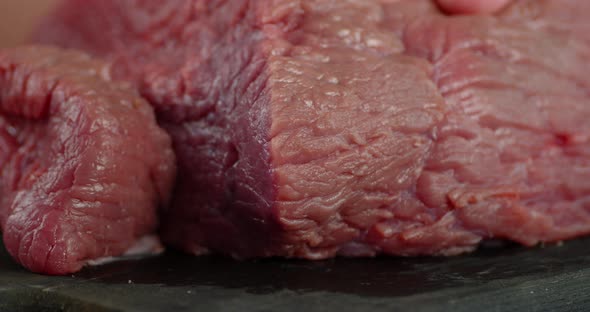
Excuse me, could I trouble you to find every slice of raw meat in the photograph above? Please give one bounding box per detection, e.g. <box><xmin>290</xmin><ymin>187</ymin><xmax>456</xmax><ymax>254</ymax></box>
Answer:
<box><xmin>0</xmin><ymin>46</ymin><xmax>175</xmax><ymax>274</ymax></box>
<box><xmin>35</xmin><ymin>0</ymin><xmax>590</xmax><ymax>259</ymax></box>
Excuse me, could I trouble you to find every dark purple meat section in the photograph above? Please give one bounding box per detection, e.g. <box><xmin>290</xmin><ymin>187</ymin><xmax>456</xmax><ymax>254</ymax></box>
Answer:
<box><xmin>0</xmin><ymin>46</ymin><xmax>175</xmax><ymax>274</ymax></box>
<box><xmin>34</xmin><ymin>0</ymin><xmax>590</xmax><ymax>260</ymax></box>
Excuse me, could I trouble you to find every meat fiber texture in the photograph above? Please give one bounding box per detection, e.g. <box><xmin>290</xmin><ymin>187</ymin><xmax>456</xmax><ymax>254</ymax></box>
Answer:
<box><xmin>0</xmin><ymin>46</ymin><xmax>175</xmax><ymax>274</ymax></box>
<box><xmin>35</xmin><ymin>0</ymin><xmax>590</xmax><ymax>260</ymax></box>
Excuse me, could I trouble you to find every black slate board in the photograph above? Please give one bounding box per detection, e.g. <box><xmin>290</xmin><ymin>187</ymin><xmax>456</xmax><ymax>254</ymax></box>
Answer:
<box><xmin>1</xmin><ymin>238</ymin><xmax>590</xmax><ymax>312</ymax></box>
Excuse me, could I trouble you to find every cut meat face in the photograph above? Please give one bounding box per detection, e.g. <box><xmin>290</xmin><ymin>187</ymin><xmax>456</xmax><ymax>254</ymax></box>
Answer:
<box><xmin>0</xmin><ymin>46</ymin><xmax>175</xmax><ymax>274</ymax></box>
<box><xmin>34</xmin><ymin>0</ymin><xmax>590</xmax><ymax>260</ymax></box>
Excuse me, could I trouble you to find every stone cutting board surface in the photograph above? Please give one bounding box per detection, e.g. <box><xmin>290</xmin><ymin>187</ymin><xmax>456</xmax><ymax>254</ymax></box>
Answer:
<box><xmin>1</xmin><ymin>237</ymin><xmax>589</xmax><ymax>312</ymax></box>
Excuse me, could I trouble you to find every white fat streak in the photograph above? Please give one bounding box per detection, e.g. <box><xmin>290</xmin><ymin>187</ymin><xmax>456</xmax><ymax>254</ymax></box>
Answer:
<box><xmin>86</xmin><ymin>235</ymin><xmax>164</xmax><ymax>266</ymax></box>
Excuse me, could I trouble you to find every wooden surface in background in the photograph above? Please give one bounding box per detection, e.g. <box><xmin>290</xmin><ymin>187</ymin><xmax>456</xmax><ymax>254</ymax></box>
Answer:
<box><xmin>0</xmin><ymin>0</ymin><xmax>59</xmax><ymax>48</ymax></box>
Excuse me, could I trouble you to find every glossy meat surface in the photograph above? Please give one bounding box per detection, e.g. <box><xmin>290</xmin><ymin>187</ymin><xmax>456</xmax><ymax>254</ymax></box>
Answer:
<box><xmin>0</xmin><ymin>46</ymin><xmax>175</xmax><ymax>274</ymax></box>
<box><xmin>34</xmin><ymin>0</ymin><xmax>590</xmax><ymax>259</ymax></box>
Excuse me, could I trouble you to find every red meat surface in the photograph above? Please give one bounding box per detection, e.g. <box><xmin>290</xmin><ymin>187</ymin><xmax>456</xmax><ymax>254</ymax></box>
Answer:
<box><xmin>32</xmin><ymin>0</ymin><xmax>590</xmax><ymax>260</ymax></box>
<box><xmin>0</xmin><ymin>46</ymin><xmax>175</xmax><ymax>274</ymax></box>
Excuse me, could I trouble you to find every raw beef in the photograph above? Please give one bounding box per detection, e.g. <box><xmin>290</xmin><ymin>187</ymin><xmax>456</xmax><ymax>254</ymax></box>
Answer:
<box><xmin>0</xmin><ymin>46</ymin><xmax>175</xmax><ymax>274</ymax></box>
<box><xmin>35</xmin><ymin>0</ymin><xmax>590</xmax><ymax>259</ymax></box>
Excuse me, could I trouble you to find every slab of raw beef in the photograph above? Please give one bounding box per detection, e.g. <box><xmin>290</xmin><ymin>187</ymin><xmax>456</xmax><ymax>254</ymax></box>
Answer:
<box><xmin>36</xmin><ymin>0</ymin><xmax>590</xmax><ymax>259</ymax></box>
<box><xmin>0</xmin><ymin>46</ymin><xmax>175</xmax><ymax>274</ymax></box>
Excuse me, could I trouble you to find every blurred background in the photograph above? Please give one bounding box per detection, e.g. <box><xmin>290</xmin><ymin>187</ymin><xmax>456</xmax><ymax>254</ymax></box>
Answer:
<box><xmin>0</xmin><ymin>0</ymin><xmax>59</xmax><ymax>48</ymax></box>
